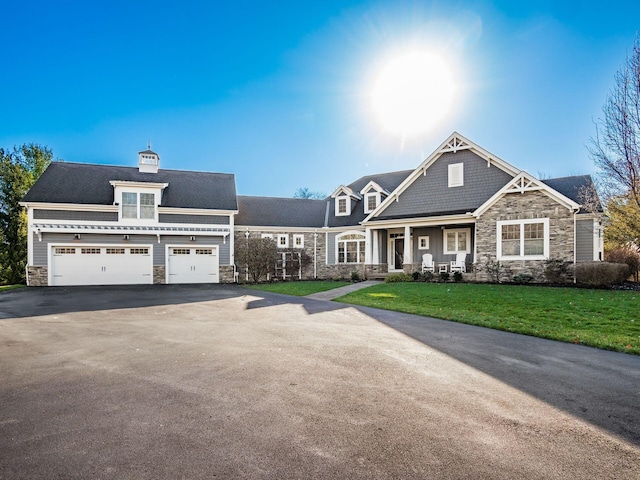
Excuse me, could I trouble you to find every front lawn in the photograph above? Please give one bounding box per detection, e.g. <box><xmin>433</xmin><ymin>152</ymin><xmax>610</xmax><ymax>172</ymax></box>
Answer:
<box><xmin>0</xmin><ymin>284</ymin><xmax>25</xmax><ymax>292</ymax></box>
<box><xmin>335</xmin><ymin>282</ymin><xmax>640</xmax><ymax>355</ymax></box>
<box><xmin>243</xmin><ymin>280</ymin><xmax>351</xmax><ymax>296</ymax></box>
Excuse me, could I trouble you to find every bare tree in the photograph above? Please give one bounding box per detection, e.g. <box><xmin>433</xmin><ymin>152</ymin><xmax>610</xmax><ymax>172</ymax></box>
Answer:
<box><xmin>293</xmin><ymin>187</ymin><xmax>326</xmax><ymax>199</ymax></box>
<box><xmin>588</xmin><ymin>36</ymin><xmax>640</xmax><ymax>207</ymax></box>
<box><xmin>235</xmin><ymin>236</ymin><xmax>279</xmax><ymax>283</ymax></box>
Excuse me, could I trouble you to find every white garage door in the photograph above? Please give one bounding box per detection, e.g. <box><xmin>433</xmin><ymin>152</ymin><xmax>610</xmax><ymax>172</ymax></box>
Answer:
<box><xmin>50</xmin><ymin>245</ymin><xmax>153</xmax><ymax>286</ymax></box>
<box><xmin>167</xmin><ymin>246</ymin><xmax>219</xmax><ymax>284</ymax></box>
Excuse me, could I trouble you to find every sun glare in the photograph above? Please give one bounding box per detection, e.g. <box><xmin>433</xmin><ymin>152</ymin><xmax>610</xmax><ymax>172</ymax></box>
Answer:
<box><xmin>371</xmin><ymin>52</ymin><xmax>456</xmax><ymax>137</ymax></box>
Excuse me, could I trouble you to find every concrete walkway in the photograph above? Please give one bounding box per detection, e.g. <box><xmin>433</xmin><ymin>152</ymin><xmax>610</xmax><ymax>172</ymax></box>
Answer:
<box><xmin>305</xmin><ymin>280</ymin><xmax>383</xmax><ymax>301</ymax></box>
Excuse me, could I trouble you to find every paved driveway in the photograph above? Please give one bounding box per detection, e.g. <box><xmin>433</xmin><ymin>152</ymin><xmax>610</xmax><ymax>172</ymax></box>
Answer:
<box><xmin>1</xmin><ymin>285</ymin><xmax>638</xmax><ymax>479</ymax></box>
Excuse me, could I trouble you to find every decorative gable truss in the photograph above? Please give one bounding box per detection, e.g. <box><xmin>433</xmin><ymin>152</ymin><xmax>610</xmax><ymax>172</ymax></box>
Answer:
<box><xmin>359</xmin><ymin>181</ymin><xmax>389</xmax><ymax>214</ymax></box>
<box><xmin>331</xmin><ymin>185</ymin><xmax>361</xmax><ymax>216</ymax></box>
<box><xmin>473</xmin><ymin>171</ymin><xmax>581</xmax><ymax>217</ymax></box>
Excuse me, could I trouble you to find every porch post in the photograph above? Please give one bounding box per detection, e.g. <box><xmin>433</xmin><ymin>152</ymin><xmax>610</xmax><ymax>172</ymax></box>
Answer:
<box><xmin>364</xmin><ymin>227</ymin><xmax>372</xmax><ymax>264</ymax></box>
<box><xmin>403</xmin><ymin>225</ymin><xmax>411</xmax><ymax>270</ymax></box>
<box><xmin>372</xmin><ymin>229</ymin><xmax>379</xmax><ymax>265</ymax></box>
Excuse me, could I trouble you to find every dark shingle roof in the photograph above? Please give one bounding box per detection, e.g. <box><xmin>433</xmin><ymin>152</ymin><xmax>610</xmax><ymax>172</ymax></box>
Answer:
<box><xmin>235</xmin><ymin>196</ymin><xmax>327</xmax><ymax>228</ymax></box>
<box><xmin>22</xmin><ymin>162</ymin><xmax>238</xmax><ymax>210</ymax></box>
<box><xmin>327</xmin><ymin>169</ymin><xmax>413</xmax><ymax>227</ymax></box>
<box><xmin>542</xmin><ymin>175</ymin><xmax>602</xmax><ymax>212</ymax></box>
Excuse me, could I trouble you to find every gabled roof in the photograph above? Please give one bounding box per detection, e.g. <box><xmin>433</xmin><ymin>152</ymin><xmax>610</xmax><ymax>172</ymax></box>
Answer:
<box><xmin>22</xmin><ymin>161</ymin><xmax>238</xmax><ymax>211</ymax></box>
<box><xmin>542</xmin><ymin>175</ymin><xmax>602</xmax><ymax>212</ymax></box>
<box><xmin>235</xmin><ymin>195</ymin><xmax>327</xmax><ymax>228</ymax></box>
<box><xmin>330</xmin><ymin>185</ymin><xmax>361</xmax><ymax>200</ymax></box>
<box><xmin>473</xmin><ymin>172</ymin><xmax>581</xmax><ymax>217</ymax></box>
<box><xmin>360</xmin><ymin>180</ymin><xmax>387</xmax><ymax>195</ymax></box>
<box><xmin>364</xmin><ymin>132</ymin><xmax>521</xmax><ymax>222</ymax></box>
<box><xmin>326</xmin><ymin>170</ymin><xmax>413</xmax><ymax>227</ymax></box>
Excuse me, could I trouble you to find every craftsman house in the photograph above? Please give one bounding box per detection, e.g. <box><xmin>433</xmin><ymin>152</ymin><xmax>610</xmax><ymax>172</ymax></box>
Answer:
<box><xmin>21</xmin><ymin>133</ymin><xmax>603</xmax><ymax>286</ymax></box>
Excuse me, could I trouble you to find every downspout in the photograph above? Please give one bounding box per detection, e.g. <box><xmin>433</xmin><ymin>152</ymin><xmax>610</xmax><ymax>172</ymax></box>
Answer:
<box><xmin>573</xmin><ymin>208</ymin><xmax>577</xmax><ymax>284</ymax></box>
<box><xmin>314</xmin><ymin>230</ymin><xmax>317</xmax><ymax>278</ymax></box>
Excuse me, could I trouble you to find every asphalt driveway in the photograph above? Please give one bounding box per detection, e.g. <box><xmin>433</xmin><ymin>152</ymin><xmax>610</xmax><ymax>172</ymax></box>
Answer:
<box><xmin>1</xmin><ymin>285</ymin><xmax>638</xmax><ymax>479</ymax></box>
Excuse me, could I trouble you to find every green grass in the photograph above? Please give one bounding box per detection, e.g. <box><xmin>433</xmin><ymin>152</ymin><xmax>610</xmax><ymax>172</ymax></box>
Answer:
<box><xmin>243</xmin><ymin>280</ymin><xmax>351</xmax><ymax>296</ymax></box>
<box><xmin>335</xmin><ymin>282</ymin><xmax>640</xmax><ymax>355</ymax></box>
<box><xmin>0</xmin><ymin>284</ymin><xmax>25</xmax><ymax>292</ymax></box>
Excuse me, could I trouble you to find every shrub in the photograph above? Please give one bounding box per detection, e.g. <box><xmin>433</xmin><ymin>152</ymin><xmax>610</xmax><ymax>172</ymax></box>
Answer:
<box><xmin>575</xmin><ymin>262</ymin><xmax>630</xmax><ymax>287</ymax></box>
<box><xmin>453</xmin><ymin>271</ymin><xmax>463</xmax><ymax>282</ymax></box>
<box><xmin>385</xmin><ymin>273</ymin><xmax>413</xmax><ymax>283</ymax></box>
<box><xmin>480</xmin><ymin>255</ymin><xmax>510</xmax><ymax>283</ymax></box>
<box><xmin>412</xmin><ymin>271</ymin><xmax>421</xmax><ymax>281</ymax></box>
<box><xmin>351</xmin><ymin>271</ymin><xmax>360</xmax><ymax>282</ymax></box>
<box><xmin>423</xmin><ymin>271</ymin><xmax>434</xmax><ymax>282</ymax></box>
<box><xmin>512</xmin><ymin>273</ymin><xmax>534</xmax><ymax>284</ymax></box>
<box><xmin>439</xmin><ymin>272</ymin><xmax>450</xmax><ymax>282</ymax></box>
<box><xmin>544</xmin><ymin>259</ymin><xmax>572</xmax><ymax>284</ymax></box>
<box><xmin>605</xmin><ymin>246</ymin><xmax>640</xmax><ymax>282</ymax></box>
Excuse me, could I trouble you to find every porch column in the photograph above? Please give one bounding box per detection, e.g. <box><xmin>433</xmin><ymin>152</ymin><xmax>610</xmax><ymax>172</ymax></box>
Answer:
<box><xmin>403</xmin><ymin>225</ymin><xmax>411</xmax><ymax>269</ymax></box>
<box><xmin>372</xmin><ymin>229</ymin><xmax>379</xmax><ymax>264</ymax></box>
<box><xmin>364</xmin><ymin>227</ymin><xmax>372</xmax><ymax>264</ymax></box>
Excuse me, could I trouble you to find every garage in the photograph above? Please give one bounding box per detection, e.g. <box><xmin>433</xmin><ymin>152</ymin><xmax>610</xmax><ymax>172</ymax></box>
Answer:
<box><xmin>166</xmin><ymin>246</ymin><xmax>219</xmax><ymax>284</ymax></box>
<box><xmin>50</xmin><ymin>245</ymin><xmax>153</xmax><ymax>286</ymax></box>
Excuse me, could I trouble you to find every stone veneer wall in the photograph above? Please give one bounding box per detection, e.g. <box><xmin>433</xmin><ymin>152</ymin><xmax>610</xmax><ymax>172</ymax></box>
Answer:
<box><xmin>153</xmin><ymin>266</ymin><xmax>165</xmax><ymax>284</ymax></box>
<box><xmin>475</xmin><ymin>190</ymin><xmax>575</xmax><ymax>282</ymax></box>
<box><xmin>219</xmin><ymin>265</ymin><xmax>235</xmax><ymax>283</ymax></box>
<box><xmin>27</xmin><ymin>266</ymin><xmax>48</xmax><ymax>286</ymax></box>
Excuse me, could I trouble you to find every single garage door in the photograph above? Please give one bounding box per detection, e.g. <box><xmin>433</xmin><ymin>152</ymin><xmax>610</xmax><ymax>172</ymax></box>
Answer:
<box><xmin>167</xmin><ymin>246</ymin><xmax>219</xmax><ymax>284</ymax></box>
<box><xmin>50</xmin><ymin>245</ymin><xmax>153</xmax><ymax>286</ymax></box>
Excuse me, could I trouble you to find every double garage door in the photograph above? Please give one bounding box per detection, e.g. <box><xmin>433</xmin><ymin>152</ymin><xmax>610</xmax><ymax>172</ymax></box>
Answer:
<box><xmin>50</xmin><ymin>245</ymin><xmax>219</xmax><ymax>286</ymax></box>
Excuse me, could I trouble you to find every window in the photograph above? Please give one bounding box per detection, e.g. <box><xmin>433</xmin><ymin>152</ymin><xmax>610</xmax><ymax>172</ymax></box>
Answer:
<box><xmin>448</xmin><ymin>163</ymin><xmax>464</xmax><ymax>187</ymax></box>
<box><xmin>55</xmin><ymin>247</ymin><xmax>76</xmax><ymax>254</ymax></box>
<box><xmin>293</xmin><ymin>234</ymin><xmax>304</xmax><ymax>248</ymax></box>
<box><xmin>443</xmin><ymin>229</ymin><xmax>471</xmax><ymax>254</ymax></box>
<box><xmin>261</xmin><ymin>233</ymin><xmax>273</xmax><ymax>239</ymax></box>
<box><xmin>106</xmin><ymin>248</ymin><xmax>125</xmax><ymax>254</ymax></box>
<box><xmin>131</xmin><ymin>248</ymin><xmax>150</xmax><ymax>255</ymax></box>
<box><xmin>195</xmin><ymin>249</ymin><xmax>213</xmax><ymax>255</ymax></box>
<box><xmin>418</xmin><ymin>236</ymin><xmax>430</xmax><ymax>250</ymax></box>
<box><xmin>277</xmin><ymin>234</ymin><xmax>289</xmax><ymax>248</ymax></box>
<box><xmin>336</xmin><ymin>196</ymin><xmax>350</xmax><ymax>216</ymax></box>
<box><xmin>172</xmin><ymin>248</ymin><xmax>190</xmax><ymax>255</ymax></box>
<box><xmin>121</xmin><ymin>192</ymin><xmax>156</xmax><ymax>220</ymax></box>
<box><xmin>497</xmin><ymin>219</ymin><xmax>549</xmax><ymax>259</ymax></box>
<box><xmin>364</xmin><ymin>193</ymin><xmax>379</xmax><ymax>214</ymax></box>
<box><xmin>81</xmin><ymin>248</ymin><xmax>101</xmax><ymax>254</ymax></box>
<box><xmin>336</xmin><ymin>232</ymin><xmax>366</xmax><ymax>264</ymax></box>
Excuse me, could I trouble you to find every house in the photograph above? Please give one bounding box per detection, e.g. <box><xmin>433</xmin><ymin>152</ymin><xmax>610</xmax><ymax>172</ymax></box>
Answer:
<box><xmin>21</xmin><ymin>133</ymin><xmax>603</xmax><ymax>286</ymax></box>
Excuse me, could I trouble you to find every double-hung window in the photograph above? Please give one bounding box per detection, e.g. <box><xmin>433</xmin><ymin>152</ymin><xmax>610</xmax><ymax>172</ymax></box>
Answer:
<box><xmin>122</xmin><ymin>192</ymin><xmax>155</xmax><ymax>220</ymax></box>
<box><xmin>497</xmin><ymin>219</ymin><xmax>549</xmax><ymax>259</ymax></box>
<box><xmin>443</xmin><ymin>228</ymin><xmax>471</xmax><ymax>254</ymax></box>
<box><xmin>336</xmin><ymin>232</ymin><xmax>365</xmax><ymax>263</ymax></box>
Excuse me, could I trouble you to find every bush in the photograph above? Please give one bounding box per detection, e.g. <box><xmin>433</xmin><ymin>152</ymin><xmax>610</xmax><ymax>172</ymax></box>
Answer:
<box><xmin>453</xmin><ymin>271</ymin><xmax>463</xmax><ymax>282</ymax></box>
<box><xmin>544</xmin><ymin>259</ymin><xmax>572</xmax><ymax>284</ymax></box>
<box><xmin>385</xmin><ymin>273</ymin><xmax>413</xmax><ymax>283</ymax></box>
<box><xmin>605</xmin><ymin>246</ymin><xmax>640</xmax><ymax>282</ymax></box>
<box><xmin>412</xmin><ymin>271</ymin><xmax>421</xmax><ymax>281</ymax></box>
<box><xmin>351</xmin><ymin>271</ymin><xmax>360</xmax><ymax>282</ymax></box>
<box><xmin>512</xmin><ymin>273</ymin><xmax>534</xmax><ymax>284</ymax></box>
<box><xmin>423</xmin><ymin>271</ymin><xmax>434</xmax><ymax>282</ymax></box>
<box><xmin>439</xmin><ymin>272</ymin><xmax>450</xmax><ymax>282</ymax></box>
<box><xmin>575</xmin><ymin>262</ymin><xmax>630</xmax><ymax>287</ymax></box>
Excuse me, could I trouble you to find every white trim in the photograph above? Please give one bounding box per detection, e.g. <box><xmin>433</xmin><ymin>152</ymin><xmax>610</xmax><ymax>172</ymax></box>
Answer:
<box><xmin>418</xmin><ymin>235</ymin><xmax>430</xmax><ymax>250</ymax></box>
<box><xmin>496</xmin><ymin>218</ymin><xmax>550</xmax><ymax>260</ymax></box>
<box><xmin>159</xmin><ymin>207</ymin><xmax>238</xmax><ymax>216</ymax></box>
<box><xmin>20</xmin><ymin>202</ymin><xmax>118</xmax><ymax>212</ymax></box>
<box><xmin>277</xmin><ymin>233</ymin><xmax>289</xmax><ymax>248</ymax></box>
<box><xmin>474</xmin><ymin>172</ymin><xmax>580</xmax><ymax>217</ymax></box>
<box><xmin>364</xmin><ymin>192</ymin><xmax>380</xmax><ymax>214</ymax></box>
<box><xmin>335</xmin><ymin>230</ymin><xmax>366</xmax><ymax>264</ymax></box>
<box><xmin>363</xmin><ymin>132</ymin><xmax>522</xmax><ymax>222</ymax></box>
<box><xmin>293</xmin><ymin>234</ymin><xmax>304</xmax><ymax>248</ymax></box>
<box><xmin>448</xmin><ymin>163</ymin><xmax>464</xmax><ymax>187</ymax></box>
<box><xmin>364</xmin><ymin>213</ymin><xmax>475</xmax><ymax>228</ymax></box>
<box><xmin>335</xmin><ymin>196</ymin><xmax>351</xmax><ymax>216</ymax></box>
<box><xmin>32</xmin><ymin>223</ymin><xmax>230</xmax><ymax>236</ymax></box>
<box><xmin>109</xmin><ymin>180</ymin><xmax>169</xmax><ymax>189</ymax></box>
<box><xmin>443</xmin><ymin>228</ymin><xmax>471</xmax><ymax>254</ymax></box>
<box><xmin>165</xmin><ymin>244</ymin><xmax>220</xmax><ymax>284</ymax></box>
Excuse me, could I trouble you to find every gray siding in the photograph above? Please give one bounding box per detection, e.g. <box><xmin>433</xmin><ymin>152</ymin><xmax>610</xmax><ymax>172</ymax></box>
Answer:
<box><xmin>410</xmin><ymin>226</ymin><xmax>473</xmax><ymax>264</ymax></box>
<box><xmin>326</xmin><ymin>232</ymin><xmax>336</xmax><ymax>264</ymax></box>
<box><xmin>379</xmin><ymin>151</ymin><xmax>514</xmax><ymax>219</ymax></box>
<box><xmin>33</xmin><ymin>209</ymin><xmax>118</xmax><ymax>221</ymax></box>
<box><xmin>576</xmin><ymin>219</ymin><xmax>594</xmax><ymax>262</ymax></box>
<box><xmin>33</xmin><ymin>232</ymin><xmax>231</xmax><ymax>266</ymax></box>
<box><xmin>159</xmin><ymin>214</ymin><xmax>230</xmax><ymax>225</ymax></box>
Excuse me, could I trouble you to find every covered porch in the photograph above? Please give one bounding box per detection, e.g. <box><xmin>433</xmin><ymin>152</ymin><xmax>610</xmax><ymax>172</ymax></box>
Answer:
<box><xmin>363</xmin><ymin>218</ymin><xmax>476</xmax><ymax>276</ymax></box>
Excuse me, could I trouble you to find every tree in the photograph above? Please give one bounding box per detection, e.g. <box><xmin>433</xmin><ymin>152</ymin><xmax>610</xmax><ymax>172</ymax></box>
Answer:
<box><xmin>293</xmin><ymin>187</ymin><xmax>326</xmax><ymax>199</ymax></box>
<box><xmin>235</xmin><ymin>236</ymin><xmax>279</xmax><ymax>283</ymax></box>
<box><xmin>0</xmin><ymin>144</ymin><xmax>52</xmax><ymax>284</ymax></box>
<box><xmin>588</xmin><ymin>36</ymin><xmax>640</xmax><ymax>207</ymax></box>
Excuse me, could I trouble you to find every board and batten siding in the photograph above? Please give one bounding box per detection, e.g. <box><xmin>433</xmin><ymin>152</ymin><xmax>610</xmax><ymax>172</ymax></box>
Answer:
<box><xmin>33</xmin><ymin>233</ymin><xmax>231</xmax><ymax>266</ymax></box>
<box><xmin>33</xmin><ymin>209</ymin><xmax>118</xmax><ymax>222</ymax></box>
<box><xmin>575</xmin><ymin>219</ymin><xmax>595</xmax><ymax>262</ymax></box>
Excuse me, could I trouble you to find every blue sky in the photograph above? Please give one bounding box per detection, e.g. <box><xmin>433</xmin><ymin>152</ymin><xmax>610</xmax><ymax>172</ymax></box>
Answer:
<box><xmin>1</xmin><ymin>1</ymin><xmax>638</xmax><ymax>197</ymax></box>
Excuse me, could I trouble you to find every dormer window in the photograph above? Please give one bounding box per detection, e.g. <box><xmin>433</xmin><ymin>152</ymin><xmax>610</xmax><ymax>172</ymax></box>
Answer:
<box><xmin>365</xmin><ymin>193</ymin><xmax>380</xmax><ymax>214</ymax></box>
<box><xmin>122</xmin><ymin>192</ymin><xmax>156</xmax><ymax>219</ymax></box>
<box><xmin>336</xmin><ymin>196</ymin><xmax>350</xmax><ymax>216</ymax></box>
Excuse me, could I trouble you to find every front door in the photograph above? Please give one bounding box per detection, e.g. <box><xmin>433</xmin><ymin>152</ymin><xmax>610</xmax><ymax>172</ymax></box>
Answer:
<box><xmin>392</xmin><ymin>238</ymin><xmax>404</xmax><ymax>270</ymax></box>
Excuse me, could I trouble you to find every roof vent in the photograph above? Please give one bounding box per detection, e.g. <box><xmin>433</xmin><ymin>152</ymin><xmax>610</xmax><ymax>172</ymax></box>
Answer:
<box><xmin>138</xmin><ymin>144</ymin><xmax>159</xmax><ymax>173</ymax></box>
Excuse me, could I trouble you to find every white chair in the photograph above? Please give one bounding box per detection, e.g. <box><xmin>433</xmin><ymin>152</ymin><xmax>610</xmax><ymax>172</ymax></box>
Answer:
<box><xmin>421</xmin><ymin>253</ymin><xmax>434</xmax><ymax>273</ymax></box>
<box><xmin>450</xmin><ymin>253</ymin><xmax>467</xmax><ymax>273</ymax></box>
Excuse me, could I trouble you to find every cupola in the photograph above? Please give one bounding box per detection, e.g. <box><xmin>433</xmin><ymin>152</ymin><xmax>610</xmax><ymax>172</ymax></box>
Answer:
<box><xmin>138</xmin><ymin>144</ymin><xmax>159</xmax><ymax>173</ymax></box>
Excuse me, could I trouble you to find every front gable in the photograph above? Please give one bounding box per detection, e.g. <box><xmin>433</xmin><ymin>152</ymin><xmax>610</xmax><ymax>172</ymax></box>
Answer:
<box><xmin>366</xmin><ymin>133</ymin><xmax>518</xmax><ymax>222</ymax></box>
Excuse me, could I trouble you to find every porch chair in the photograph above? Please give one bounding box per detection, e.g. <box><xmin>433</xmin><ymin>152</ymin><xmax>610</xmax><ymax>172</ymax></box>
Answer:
<box><xmin>421</xmin><ymin>253</ymin><xmax>435</xmax><ymax>273</ymax></box>
<box><xmin>450</xmin><ymin>253</ymin><xmax>467</xmax><ymax>273</ymax></box>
